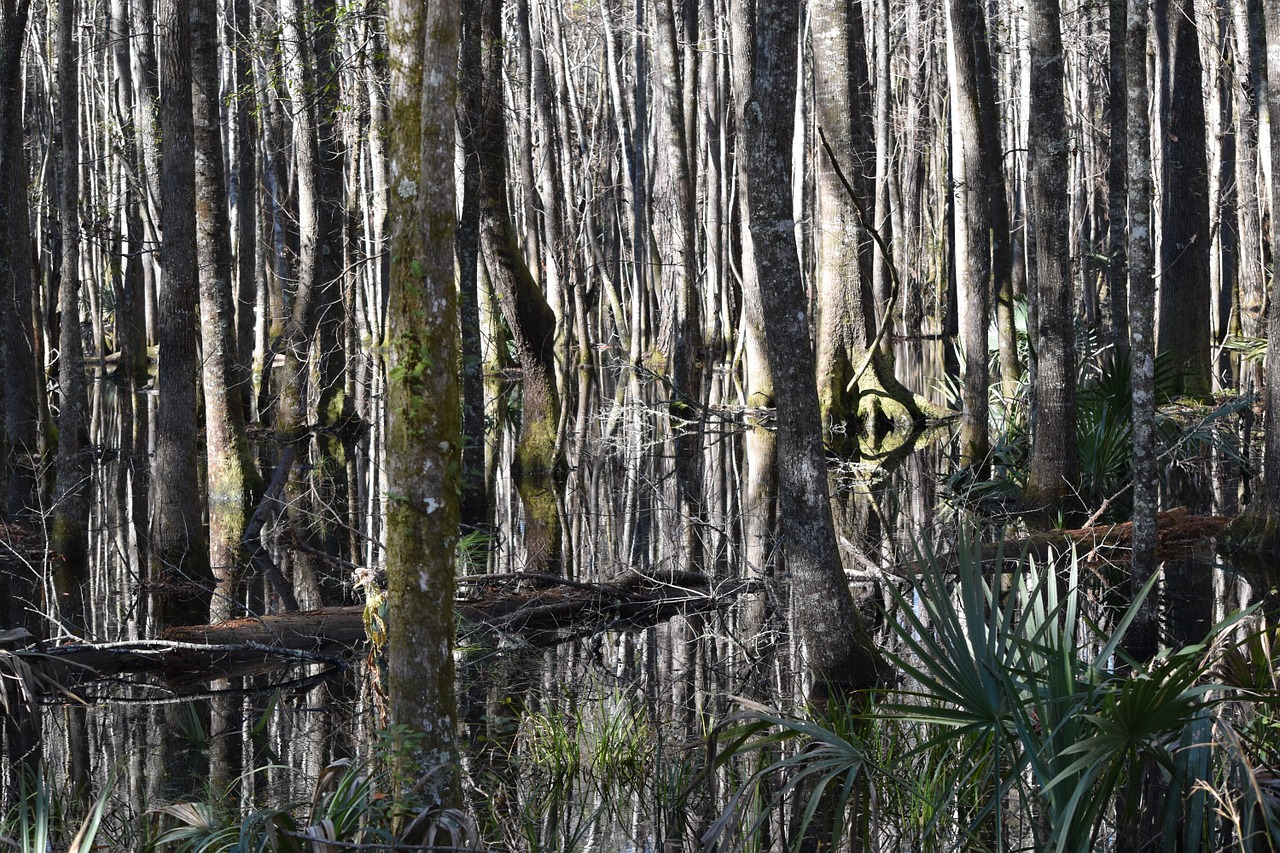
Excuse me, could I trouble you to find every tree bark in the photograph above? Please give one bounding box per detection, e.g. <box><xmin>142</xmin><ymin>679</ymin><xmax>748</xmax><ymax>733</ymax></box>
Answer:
<box><xmin>812</xmin><ymin>0</ymin><xmax>924</xmax><ymax>440</ymax></box>
<box><xmin>1127</xmin><ymin>0</ymin><xmax>1160</xmax><ymax>660</ymax></box>
<box><xmin>946</xmin><ymin>0</ymin><xmax>1006</xmax><ymax>473</ymax></box>
<box><xmin>193</xmin><ymin>0</ymin><xmax>261</xmax><ymax>624</ymax></box>
<box><xmin>152</xmin><ymin>0</ymin><xmax>211</xmax><ymax>631</ymax></box>
<box><xmin>468</xmin><ymin>0</ymin><xmax>563</xmax><ymax>575</ymax></box>
<box><xmin>1155</xmin><ymin>0</ymin><xmax>1213</xmax><ymax>398</ymax></box>
<box><xmin>51</xmin><ymin>0</ymin><xmax>90</xmax><ymax>634</ymax></box>
<box><xmin>385</xmin><ymin>0</ymin><xmax>462</xmax><ymax>807</ymax></box>
<box><xmin>1023</xmin><ymin>0</ymin><xmax>1079</xmax><ymax>519</ymax></box>
<box><xmin>741</xmin><ymin>0</ymin><xmax>885</xmax><ymax>694</ymax></box>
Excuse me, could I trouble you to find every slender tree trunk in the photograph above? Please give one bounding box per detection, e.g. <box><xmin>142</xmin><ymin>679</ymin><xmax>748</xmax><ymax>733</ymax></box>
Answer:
<box><xmin>385</xmin><ymin>0</ymin><xmax>461</xmax><ymax>808</ymax></box>
<box><xmin>1128</xmin><ymin>0</ymin><xmax>1160</xmax><ymax>660</ymax></box>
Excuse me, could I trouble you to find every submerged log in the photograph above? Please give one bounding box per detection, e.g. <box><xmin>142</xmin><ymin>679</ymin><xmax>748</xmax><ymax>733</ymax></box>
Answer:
<box><xmin>899</xmin><ymin>508</ymin><xmax>1231</xmax><ymax>576</ymax></box>
<box><xmin>23</xmin><ymin>571</ymin><xmax>752</xmax><ymax>693</ymax></box>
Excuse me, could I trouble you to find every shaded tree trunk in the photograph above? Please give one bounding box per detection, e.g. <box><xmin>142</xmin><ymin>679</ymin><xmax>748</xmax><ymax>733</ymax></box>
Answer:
<box><xmin>152</xmin><ymin>0</ymin><xmax>210</xmax><ymax>631</ymax></box>
<box><xmin>1155</xmin><ymin>0</ymin><xmax>1213</xmax><ymax>398</ymax></box>
<box><xmin>469</xmin><ymin>0</ymin><xmax>563</xmax><ymax>574</ymax></box>
<box><xmin>1022</xmin><ymin>0</ymin><xmax>1079</xmax><ymax>519</ymax></box>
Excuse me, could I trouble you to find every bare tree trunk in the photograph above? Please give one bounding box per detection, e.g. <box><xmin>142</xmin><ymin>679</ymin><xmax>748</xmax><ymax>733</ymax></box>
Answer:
<box><xmin>469</xmin><ymin>0</ymin><xmax>563</xmax><ymax>574</ymax></box>
<box><xmin>1023</xmin><ymin>0</ymin><xmax>1079</xmax><ymax>519</ymax></box>
<box><xmin>385</xmin><ymin>0</ymin><xmax>461</xmax><ymax>808</ymax></box>
<box><xmin>740</xmin><ymin>0</ymin><xmax>885</xmax><ymax>695</ymax></box>
<box><xmin>812</xmin><ymin>0</ymin><xmax>924</xmax><ymax>439</ymax></box>
<box><xmin>1128</xmin><ymin>0</ymin><xmax>1160</xmax><ymax>660</ymax></box>
<box><xmin>1155</xmin><ymin>0</ymin><xmax>1213</xmax><ymax>398</ymax></box>
<box><xmin>0</xmin><ymin>0</ymin><xmax>39</xmax><ymax>523</ymax></box>
<box><xmin>947</xmin><ymin>0</ymin><xmax>1005</xmax><ymax>473</ymax></box>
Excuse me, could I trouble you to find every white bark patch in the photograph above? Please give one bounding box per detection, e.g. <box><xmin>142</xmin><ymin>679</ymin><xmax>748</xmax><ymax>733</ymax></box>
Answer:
<box><xmin>423</xmin><ymin>497</ymin><xmax>440</xmax><ymax>513</ymax></box>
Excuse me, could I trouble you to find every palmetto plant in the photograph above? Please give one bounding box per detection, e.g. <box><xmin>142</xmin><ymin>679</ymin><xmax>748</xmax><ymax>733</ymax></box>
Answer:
<box><xmin>708</xmin><ymin>533</ymin><xmax>1279</xmax><ymax>851</ymax></box>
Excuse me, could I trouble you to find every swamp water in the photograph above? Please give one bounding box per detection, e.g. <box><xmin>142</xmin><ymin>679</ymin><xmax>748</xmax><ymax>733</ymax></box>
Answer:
<box><xmin>1</xmin><ymin>364</ymin><xmax>1273</xmax><ymax>852</ymax></box>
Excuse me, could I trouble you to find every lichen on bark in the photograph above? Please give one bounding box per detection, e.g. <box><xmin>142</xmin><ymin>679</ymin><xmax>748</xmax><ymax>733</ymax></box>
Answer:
<box><xmin>384</xmin><ymin>0</ymin><xmax>461</xmax><ymax>809</ymax></box>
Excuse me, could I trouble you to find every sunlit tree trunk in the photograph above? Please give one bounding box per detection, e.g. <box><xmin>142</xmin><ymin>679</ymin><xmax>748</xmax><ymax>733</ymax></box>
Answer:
<box><xmin>741</xmin><ymin>0</ymin><xmax>885</xmax><ymax>695</ymax></box>
<box><xmin>193</xmin><ymin>0</ymin><xmax>259</xmax><ymax>798</ymax></box>
<box><xmin>812</xmin><ymin>0</ymin><xmax>923</xmax><ymax>439</ymax></box>
<box><xmin>193</xmin><ymin>0</ymin><xmax>260</xmax><ymax>624</ymax></box>
<box><xmin>946</xmin><ymin>0</ymin><xmax>1006</xmax><ymax>473</ymax></box>
<box><xmin>1023</xmin><ymin>0</ymin><xmax>1079</xmax><ymax>519</ymax></box>
<box><xmin>385</xmin><ymin>0</ymin><xmax>461</xmax><ymax>807</ymax></box>
<box><xmin>1128</xmin><ymin>0</ymin><xmax>1159</xmax><ymax>659</ymax></box>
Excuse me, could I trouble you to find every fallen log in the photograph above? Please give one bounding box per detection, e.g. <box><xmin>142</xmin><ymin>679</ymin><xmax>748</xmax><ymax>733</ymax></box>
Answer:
<box><xmin>25</xmin><ymin>571</ymin><xmax>756</xmax><ymax>693</ymax></box>
<box><xmin>898</xmin><ymin>508</ymin><xmax>1231</xmax><ymax>576</ymax></box>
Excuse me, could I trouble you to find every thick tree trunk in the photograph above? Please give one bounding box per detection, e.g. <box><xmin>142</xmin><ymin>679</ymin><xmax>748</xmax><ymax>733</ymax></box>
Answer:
<box><xmin>193</xmin><ymin>0</ymin><xmax>260</xmax><ymax>624</ymax></box>
<box><xmin>469</xmin><ymin>0</ymin><xmax>563</xmax><ymax>575</ymax></box>
<box><xmin>812</xmin><ymin>0</ymin><xmax>923</xmax><ymax>440</ymax></box>
<box><xmin>385</xmin><ymin>0</ymin><xmax>461</xmax><ymax>807</ymax></box>
<box><xmin>1022</xmin><ymin>0</ymin><xmax>1079</xmax><ymax>519</ymax></box>
<box><xmin>741</xmin><ymin>0</ymin><xmax>885</xmax><ymax>694</ymax></box>
<box><xmin>0</xmin><ymin>0</ymin><xmax>39</xmax><ymax>524</ymax></box>
<box><xmin>152</xmin><ymin>0</ymin><xmax>211</xmax><ymax>631</ymax></box>
<box><xmin>947</xmin><ymin>0</ymin><xmax>1007</xmax><ymax>473</ymax></box>
<box><xmin>1155</xmin><ymin>0</ymin><xmax>1213</xmax><ymax>399</ymax></box>
<box><xmin>51</xmin><ymin>0</ymin><xmax>90</xmax><ymax>632</ymax></box>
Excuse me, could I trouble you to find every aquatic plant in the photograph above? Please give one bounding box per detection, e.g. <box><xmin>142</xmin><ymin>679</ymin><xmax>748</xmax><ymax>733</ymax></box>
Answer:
<box><xmin>707</xmin><ymin>533</ymin><xmax>1279</xmax><ymax>851</ymax></box>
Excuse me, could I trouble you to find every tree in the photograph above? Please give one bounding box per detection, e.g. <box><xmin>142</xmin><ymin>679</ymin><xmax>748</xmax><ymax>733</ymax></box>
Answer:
<box><xmin>1022</xmin><ymin>0</ymin><xmax>1079</xmax><ymax>519</ymax></box>
<box><xmin>0</xmin><ymin>0</ymin><xmax>39</xmax><ymax>525</ymax></box>
<box><xmin>1155</xmin><ymin>0</ymin><xmax>1212</xmax><ymax>398</ymax></box>
<box><xmin>467</xmin><ymin>0</ymin><xmax>563</xmax><ymax>574</ymax></box>
<box><xmin>812</xmin><ymin>0</ymin><xmax>924</xmax><ymax>439</ymax></box>
<box><xmin>946</xmin><ymin>0</ymin><xmax>1009</xmax><ymax>472</ymax></box>
<box><xmin>385</xmin><ymin>0</ymin><xmax>462</xmax><ymax>806</ymax></box>
<box><xmin>739</xmin><ymin>0</ymin><xmax>885</xmax><ymax>695</ymax></box>
<box><xmin>1127</xmin><ymin>0</ymin><xmax>1159</xmax><ymax>659</ymax></box>
<box><xmin>152</xmin><ymin>0</ymin><xmax>210</xmax><ymax>630</ymax></box>
<box><xmin>192</xmin><ymin>0</ymin><xmax>260</xmax><ymax>624</ymax></box>
<box><xmin>1224</xmin><ymin>0</ymin><xmax>1280</xmax><ymax>553</ymax></box>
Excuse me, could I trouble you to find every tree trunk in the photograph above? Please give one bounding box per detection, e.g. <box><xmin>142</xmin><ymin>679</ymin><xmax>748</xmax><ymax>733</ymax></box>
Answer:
<box><xmin>469</xmin><ymin>0</ymin><xmax>563</xmax><ymax>574</ymax></box>
<box><xmin>741</xmin><ymin>0</ymin><xmax>885</xmax><ymax>694</ymax></box>
<box><xmin>1023</xmin><ymin>0</ymin><xmax>1079</xmax><ymax>519</ymax></box>
<box><xmin>947</xmin><ymin>0</ymin><xmax>1006</xmax><ymax>473</ymax></box>
<box><xmin>0</xmin><ymin>0</ymin><xmax>39</xmax><ymax>523</ymax></box>
<box><xmin>1155</xmin><ymin>0</ymin><xmax>1213</xmax><ymax>398</ymax></box>
<box><xmin>385</xmin><ymin>0</ymin><xmax>461</xmax><ymax>808</ymax></box>
<box><xmin>1127</xmin><ymin>0</ymin><xmax>1160</xmax><ymax>661</ymax></box>
<box><xmin>812</xmin><ymin>0</ymin><xmax>924</xmax><ymax>440</ymax></box>
<box><xmin>152</xmin><ymin>0</ymin><xmax>211</xmax><ymax>631</ymax></box>
<box><xmin>51</xmin><ymin>0</ymin><xmax>90</xmax><ymax>631</ymax></box>
<box><xmin>193</xmin><ymin>0</ymin><xmax>260</xmax><ymax>624</ymax></box>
